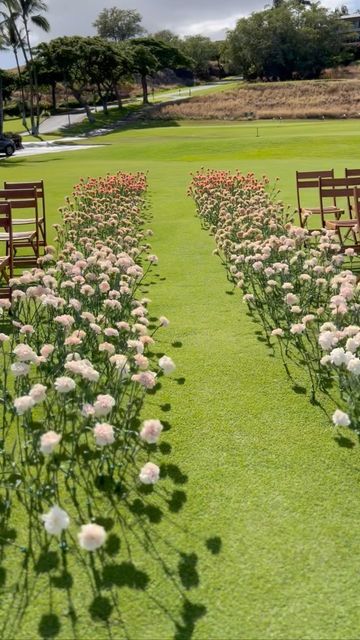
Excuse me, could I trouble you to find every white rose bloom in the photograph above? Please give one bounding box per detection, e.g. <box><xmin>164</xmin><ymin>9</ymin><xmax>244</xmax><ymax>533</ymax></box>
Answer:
<box><xmin>41</xmin><ymin>505</ymin><xmax>70</xmax><ymax>535</ymax></box>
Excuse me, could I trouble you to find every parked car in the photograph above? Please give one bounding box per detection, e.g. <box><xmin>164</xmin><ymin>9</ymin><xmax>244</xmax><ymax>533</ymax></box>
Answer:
<box><xmin>0</xmin><ymin>134</ymin><xmax>16</xmax><ymax>157</ymax></box>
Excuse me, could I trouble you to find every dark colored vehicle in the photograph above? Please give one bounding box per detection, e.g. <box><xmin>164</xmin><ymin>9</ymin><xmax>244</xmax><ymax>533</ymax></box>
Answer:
<box><xmin>0</xmin><ymin>134</ymin><xmax>16</xmax><ymax>157</ymax></box>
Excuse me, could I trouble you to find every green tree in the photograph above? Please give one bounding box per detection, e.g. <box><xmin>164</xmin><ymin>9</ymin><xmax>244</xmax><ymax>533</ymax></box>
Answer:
<box><xmin>34</xmin><ymin>41</ymin><xmax>63</xmax><ymax>111</ymax></box>
<box><xmin>227</xmin><ymin>1</ymin><xmax>351</xmax><ymax>81</ymax></box>
<box><xmin>93</xmin><ymin>7</ymin><xmax>144</xmax><ymax>41</ymax></box>
<box><xmin>42</xmin><ymin>36</ymin><xmax>96</xmax><ymax>122</ymax></box>
<box><xmin>130</xmin><ymin>37</ymin><xmax>192</xmax><ymax>104</ymax></box>
<box><xmin>152</xmin><ymin>29</ymin><xmax>181</xmax><ymax>47</ymax></box>
<box><xmin>0</xmin><ymin>68</ymin><xmax>15</xmax><ymax>133</ymax></box>
<box><xmin>86</xmin><ymin>38</ymin><xmax>132</xmax><ymax>113</ymax></box>
<box><xmin>180</xmin><ymin>35</ymin><xmax>218</xmax><ymax>79</ymax></box>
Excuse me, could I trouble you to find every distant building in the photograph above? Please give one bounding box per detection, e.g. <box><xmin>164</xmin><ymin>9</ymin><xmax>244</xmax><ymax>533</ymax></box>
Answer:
<box><xmin>340</xmin><ymin>13</ymin><xmax>360</xmax><ymax>46</ymax></box>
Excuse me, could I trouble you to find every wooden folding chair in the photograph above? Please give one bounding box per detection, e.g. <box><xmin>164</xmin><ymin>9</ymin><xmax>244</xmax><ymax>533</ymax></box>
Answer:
<box><xmin>296</xmin><ymin>170</ymin><xmax>344</xmax><ymax>228</ymax></box>
<box><xmin>3</xmin><ymin>180</ymin><xmax>46</xmax><ymax>248</ymax></box>
<box><xmin>321</xmin><ymin>176</ymin><xmax>360</xmax><ymax>245</ymax></box>
<box><xmin>0</xmin><ymin>187</ymin><xmax>39</xmax><ymax>267</ymax></box>
<box><xmin>0</xmin><ymin>202</ymin><xmax>13</xmax><ymax>299</ymax></box>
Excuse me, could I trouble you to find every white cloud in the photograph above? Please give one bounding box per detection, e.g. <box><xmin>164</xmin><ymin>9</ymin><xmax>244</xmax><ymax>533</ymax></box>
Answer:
<box><xmin>176</xmin><ymin>13</ymin><xmax>245</xmax><ymax>38</ymax></box>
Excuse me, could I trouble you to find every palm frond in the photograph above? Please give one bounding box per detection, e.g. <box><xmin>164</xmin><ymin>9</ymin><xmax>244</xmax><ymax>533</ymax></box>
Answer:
<box><xmin>30</xmin><ymin>13</ymin><xmax>49</xmax><ymax>32</ymax></box>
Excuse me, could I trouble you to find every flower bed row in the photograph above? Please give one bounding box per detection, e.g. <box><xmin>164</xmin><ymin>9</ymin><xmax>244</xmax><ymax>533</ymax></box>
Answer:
<box><xmin>189</xmin><ymin>169</ymin><xmax>360</xmax><ymax>432</ymax></box>
<box><xmin>0</xmin><ymin>171</ymin><xmax>175</xmax><ymax>551</ymax></box>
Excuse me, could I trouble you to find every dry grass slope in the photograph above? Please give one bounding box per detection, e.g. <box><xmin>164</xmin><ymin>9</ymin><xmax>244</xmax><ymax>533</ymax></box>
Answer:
<box><xmin>150</xmin><ymin>80</ymin><xmax>360</xmax><ymax>120</ymax></box>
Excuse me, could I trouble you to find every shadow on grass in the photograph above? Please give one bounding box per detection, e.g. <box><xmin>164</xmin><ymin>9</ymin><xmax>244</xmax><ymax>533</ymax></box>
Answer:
<box><xmin>0</xmin><ymin>446</ymin><xmax>216</xmax><ymax>640</ymax></box>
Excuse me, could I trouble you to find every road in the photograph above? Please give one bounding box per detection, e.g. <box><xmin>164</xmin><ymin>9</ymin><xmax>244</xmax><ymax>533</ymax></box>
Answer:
<box><xmin>37</xmin><ymin>79</ymin><xmax>240</xmax><ymax>134</ymax></box>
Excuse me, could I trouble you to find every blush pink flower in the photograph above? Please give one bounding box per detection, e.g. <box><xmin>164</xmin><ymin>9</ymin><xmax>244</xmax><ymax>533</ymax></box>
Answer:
<box><xmin>40</xmin><ymin>431</ymin><xmax>62</xmax><ymax>454</ymax></box>
<box><xmin>93</xmin><ymin>422</ymin><xmax>115</xmax><ymax>446</ymax></box>
<box><xmin>139</xmin><ymin>462</ymin><xmax>160</xmax><ymax>484</ymax></box>
<box><xmin>78</xmin><ymin>523</ymin><xmax>107</xmax><ymax>551</ymax></box>
<box><xmin>14</xmin><ymin>395</ymin><xmax>35</xmax><ymax>415</ymax></box>
<box><xmin>140</xmin><ymin>419</ymin><xmax>163</xmax><ymax>444</ymax></box>
<box><xmin>93</xmin><ymin>395</ymin><xmax>115</xmax><ymax>417</ymax></box>
<box><xmin>131</xmin><ymin>371</ymin><xmax>156</xmax><ymax>388</ymax></box>
<box><xmin>29</xmin><ymin>383</ymin><xmax>47</xmax><ymax>404</ymax></box>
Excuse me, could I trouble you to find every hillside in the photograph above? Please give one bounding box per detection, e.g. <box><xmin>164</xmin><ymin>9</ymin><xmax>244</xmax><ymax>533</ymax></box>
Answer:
<box><xmin>148</xmin><ymin>79</ymin><xmax>360</xmax><ymax>120</ymax></box>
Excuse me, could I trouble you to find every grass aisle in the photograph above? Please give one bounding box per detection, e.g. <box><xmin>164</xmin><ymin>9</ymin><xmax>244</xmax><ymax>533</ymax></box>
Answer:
<box><xmin>146</xmin><ymin>164</ymin><xmax>360</xmax><ymax>639</ymax></box>
<box><xmin>2</xmin><ymin>120</ymin><xmax>360</xmax><ymax>638</ymax></box>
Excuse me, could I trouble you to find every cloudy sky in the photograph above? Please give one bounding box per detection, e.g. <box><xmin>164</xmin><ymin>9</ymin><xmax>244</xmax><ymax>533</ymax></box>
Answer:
<box><xmin>0</xmin><ymin>0</ymin><xmax>357</xmax><ymax>68</ymax></box>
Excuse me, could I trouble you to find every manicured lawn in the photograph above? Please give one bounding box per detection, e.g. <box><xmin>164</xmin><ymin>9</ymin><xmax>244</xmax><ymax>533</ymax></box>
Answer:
<box><xmin>2</xmin><ymin>119</ymin><xmax>360</xmax><ymax>639</ymax></box>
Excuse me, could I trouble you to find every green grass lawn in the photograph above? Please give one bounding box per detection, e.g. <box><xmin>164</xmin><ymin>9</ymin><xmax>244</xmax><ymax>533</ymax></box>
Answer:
<box><xmin>2</xmin><ymin>119</ymin><xmax>360</xmax><ymax>639</ymax></box>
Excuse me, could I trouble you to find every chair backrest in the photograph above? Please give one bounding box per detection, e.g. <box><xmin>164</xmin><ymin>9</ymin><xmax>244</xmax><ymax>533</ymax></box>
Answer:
<box><xmin>3</xmin><ymin>180</ymin><xmax>45</xmax><ymax>216</ymax></box>
<box><xmin>319</xmin><ymin>176</ymin><xmax>360</xmax><ymax>227</ymax></box>
<box><xmin>0</xmin><ymin>187</ymin><xmax>38</xmax><ymax>211</ymax></box>
<box><xmin>345</xmin><ymin>168</ymin><xmax>360</xmax><ymax>178</ymax></box>
<box><xmin>296</xmin><ymin>169</ymin><xmax>335</xmax><ymax>212</ymax></box>
<box><xmin>344</xmin><ymin>170</ymin><xmax>360</xmax><ymax>211</ymax></box>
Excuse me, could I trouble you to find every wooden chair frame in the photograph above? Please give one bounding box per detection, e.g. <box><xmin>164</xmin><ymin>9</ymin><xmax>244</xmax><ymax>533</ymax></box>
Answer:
<box><xmin>296</xmin><ymin>169</ymin><xmax>343</xmax><ymax>229</ymax></box>
<box><xmin>0</xmin><ymin>201</ymin><xmax>13</xmax><ymax>299</ymax></box>
<box><xmin>0</xmin><ymin>187</ymin><xmax>39</xmax><ymax>267</ymax></box>
<box><xmin>3</xmin><ymin>180</ymin><xmax>46</xmax><ymax>248</ymax></box>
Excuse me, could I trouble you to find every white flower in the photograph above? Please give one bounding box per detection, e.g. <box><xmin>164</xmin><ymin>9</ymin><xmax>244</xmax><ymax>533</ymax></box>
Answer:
<box><xmin>54</xmin><ymin>376</ymin><xmax>76</xmax><ymax>393</ymax></box>
<box><xmin>330</xmin><ymin>348</ymin><xmax>347</xmax><ymax>367</ymax></box>
<box><xmin>29</xmin><ymin>383</ymin><xmax>47</xmax><ymax>404</ymax></box>
<box><xmin>347</xmin><ymin>358</ymin><xmax>360</xmax><ymax>375</ymax></box>
<box><xmin>93</xmin><ymin>395</ymin><xmax>115</xmax><ymax>418</ymax></box>
<box><xmin>139</xmin><ymin>462</ymin><xmax>160</xmax><ymax>484</ymax></box>
<box><xmin>271</xmin><ymin>328</ymin><xmax>284</xmax><ymax>337</ymax></box>
<box><xmin>41</xmin><ymin>505</ymin><xmax>70</xmax><ymax>535</ymax></box>
<box><xmin>14</xmin><ymin>395</ymin><xmax>35</xmax><ymax>415</ymax></box>
<box><xmin>332</xmin><ymin>410</ymin><xmax>351</xmax><ymax>427</ymax></box>
<box><xmin>11</xmin><ymin>362</ymin><xmax>30</xmax><ymax>377</ymax></box>
<box><xmin>318</xmin><ymin>331</ymin><xmax>338</xmax><ymax>351</ymax></box>
<box><xmin>158</xmin><ymin>355</ymin><xmax>176</xmax><ymax>375</ymax></box>
<box><xmin>159</xmin><ymin>316</ymin><xmax>169</xmax><ymax>327</ymax></box>
<box><xmin>78</xmin><ymin>523</ymin><xmax>106</xmax><ymax>551</ymax></box>
<box><xmin>140</xmin><ymin>419</ymin><xmax>163</xmax><ymax>444</ymax></box>
<box><xmin>0</xmin><ymin>333</ymin><xmax>9</xmax><ymax>342</ymax></box>
<box><xmin>40</xmin><ymin>431</ymin><xmax>62</xmax><ymax>454</ymax></box>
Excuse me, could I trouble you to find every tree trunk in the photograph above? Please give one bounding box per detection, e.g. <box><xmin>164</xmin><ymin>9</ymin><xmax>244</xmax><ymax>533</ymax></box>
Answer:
<box><xmin>51</xmin><ymin>82</ymin><xmax>57</xmax><ymax>111</ymax></box>
<box><xmin>13</xmin><ymin>47</ymin><xmax>30</xmax><ymax>132</ymax></box>
<box><xmin>0</xmin><ymin>75</ymin><xmax>3</xmax><ymax>135</ymax></box>
<box><xmin>113</xmin><ymin>82</ymin><xmax>122</xmax><ymax>108</ymax></box>
<box><xmin>71</xmin><ymin>89</ymin><xmax>95</xmax><ymax>123</ymax></box>
<box><xmin>141</xmin><ymin>74</ymin><xmax>149</xmax><ymax>104</ymax></box>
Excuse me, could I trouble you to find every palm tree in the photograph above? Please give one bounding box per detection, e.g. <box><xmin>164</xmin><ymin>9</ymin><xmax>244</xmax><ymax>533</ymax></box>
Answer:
<box><xmin>0</xmin><ymin>10</ymin><xmax>28</xmax><ymax>128</ymax></box>
<box><xmin>1</xmin><ymin>0</ymin><xmax>50</xmax><ymax>134</ymax></box>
